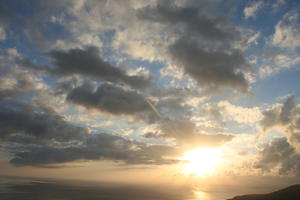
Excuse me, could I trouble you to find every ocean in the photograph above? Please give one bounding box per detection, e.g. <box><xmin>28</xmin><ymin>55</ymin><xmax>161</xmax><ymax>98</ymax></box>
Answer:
<box><xmin>0</xmin><ymin>176</ymin><xmax>239</xmax><ymax>200</ymax></box>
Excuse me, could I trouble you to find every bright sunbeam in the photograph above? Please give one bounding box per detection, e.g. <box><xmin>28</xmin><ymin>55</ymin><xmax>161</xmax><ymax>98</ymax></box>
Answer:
<box><xmin>181</xmin><ymin>147</ymin><xmax>223</xmax><ymax>177</ymax></box>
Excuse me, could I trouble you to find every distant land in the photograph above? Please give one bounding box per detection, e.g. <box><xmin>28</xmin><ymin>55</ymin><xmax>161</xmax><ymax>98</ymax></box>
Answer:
<box><xmin>228</xmin><ymin>184</ymin><xmax>300</xmax><ymax>200</ymax></box>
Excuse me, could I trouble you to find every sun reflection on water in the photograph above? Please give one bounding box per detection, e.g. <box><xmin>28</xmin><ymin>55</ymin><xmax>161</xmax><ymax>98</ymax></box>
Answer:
<box><xmin>192</xmin><ymin>190</ymin><xmax>212</xmax><ymax>200</ymax></box>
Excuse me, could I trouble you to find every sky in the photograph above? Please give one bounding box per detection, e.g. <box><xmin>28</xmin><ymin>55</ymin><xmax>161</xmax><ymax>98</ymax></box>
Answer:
<box><xmin>1</xmin><ymin>0</ymin><xmax>300</xmax><ymax>192</ymax></box>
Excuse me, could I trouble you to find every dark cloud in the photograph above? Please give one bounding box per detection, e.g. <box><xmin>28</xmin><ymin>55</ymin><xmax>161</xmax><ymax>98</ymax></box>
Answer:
<box><xmin>0</xmin><ymin>71</ymin><xmax>173</xmax><ymax>167</ymax></box>
<box><xmin>169</xmin><ymin>38</ymin><xmax>249</xmax><ymax>91</ymax></box>
<box><xmin>280</xmin><ymin>95</ymin><xmax>296</xmax><ymax>125</ymax></box>
<box><xmin>144</xmin><ymin>132</ymin><xmax>160</xmax><ymax>138</ymax></box>
<box><xmin>138</xmin><ymin>3</ymin><xmax>251</xmax><ymax>92</ymax></box>
<box><xmin>22</xmin><ymin>46</ymin><xmax>152</xmax><ymax>89</ymax></box>
<box><xmin>138</xmin><ymin>4</ymin><xmax>239</xmax><ymax>42</ymax></box>
<box><xmin>260</xmin><ymin>95</ymin><xmax>297</xmax><ymax>130</ymax></box>
<box><xmin>0</xmin><ymin>100</ymin><xmax>87</xmax><ymax>144</ymax></box>
<box><xmin>155</xmin><ymin>95</ymin><xmax>191</xmax><ymax>120</ymax></box>
<box><xmin>0</xmin><ymin>4</ymin><xmax>14</xmax><ymax>28</ymax></box>
<box><xmin>260</xmin><ymin>106</ymin><xmax>281</xmax><ymax>131</ymax></box>
<box><xmin>0</xmin><ymin>97</ymin><xmax>178</xmax><ymax>166</ymax></box>
<box><xmin>203</xmin><ymin>103</ymin><xmax>225</xmax><ymax>123</ymax></box>
<box><xmin>53</xmin><ymin>77</ymin><xmax>79</xmax><ymax>95</ymax></box>
<box><xmin>10</xmin><ymin>133</ymin><xmax>179</xmax><ymax>166</ymax></box>
<box><xmin>257</xmin><ymin>96</ymin><xmax>300</xmax><ymax>176</ymax></box>
<box><xmin>255</xmin><ymin>137</ymin><xmax>300</xmax><ymax>176</ymax></box>
<box><xmin>260</xmin><ymin>95</ymin><xmax>300</xmax><ymax>149</ymax></box>
<box><xmin>66</xmin><ymin>83</ymin><xmax>157</xmax><ymax>121</ymax></box>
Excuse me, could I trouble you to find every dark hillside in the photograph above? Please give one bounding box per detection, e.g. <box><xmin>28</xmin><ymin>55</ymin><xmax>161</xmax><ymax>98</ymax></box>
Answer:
<box><xmin>228</xmin><ymin>184</ymin><xmax>300</xmax><ymax>200</ymax></box>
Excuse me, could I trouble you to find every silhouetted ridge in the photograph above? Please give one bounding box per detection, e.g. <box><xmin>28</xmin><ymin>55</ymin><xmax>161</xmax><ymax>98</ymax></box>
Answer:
<box><xmin>227</xmin><ymin>184</ymin><xmax>300</xmax><ymax>200</ymax></box>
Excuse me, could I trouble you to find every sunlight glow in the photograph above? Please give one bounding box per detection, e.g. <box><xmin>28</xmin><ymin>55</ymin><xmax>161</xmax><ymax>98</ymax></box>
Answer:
<box><xmin>181</xmin><ymin>147</ymin><xmax>222</xmax><ymax>177</ymax></box>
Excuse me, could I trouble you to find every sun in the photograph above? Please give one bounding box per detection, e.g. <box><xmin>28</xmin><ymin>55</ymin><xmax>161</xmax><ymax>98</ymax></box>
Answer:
<box><xmin>181</xmin><ymin>147</ymin><xmax>222</xmax><ymax>177</ymax></box>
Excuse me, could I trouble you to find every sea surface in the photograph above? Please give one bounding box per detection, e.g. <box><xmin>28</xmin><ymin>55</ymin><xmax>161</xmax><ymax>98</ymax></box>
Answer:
<box><xmin>4</xmin><ymin>176</ymin><xmax>295</xmax><ymax>200</ymax></box>
<box><xmin>0</xmin><ymin>176</ymin><xmax>240</xmax><ymax>200</ymax></box>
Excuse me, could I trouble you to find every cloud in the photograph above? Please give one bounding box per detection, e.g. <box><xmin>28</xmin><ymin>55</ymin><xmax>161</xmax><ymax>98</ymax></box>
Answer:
<box><xmin>138</xmin><ymin>4</ymin><xmax>238</xmax><ymax>42</ymax></box>
<box><xmin>0</xmin><ymin>25</ymin><xmax>5</xmax><ymax>41</ymax></box>
<box><xmin>169</xmin><ymin>38</ymin><xmax>249</xmax><ymax>92</ymax></box>
<box><xmin>146</xmin><ymin>119</ymin><xmax>233</xmax><ymax>148</ymax></box>
<box><xmin>0</xmin><ymin>90</ymin><xmax>178</xmax><ymax>167</ymax></box>
<box><xmin>0</xmin><ymin>89</ymin><xmax>177</xmax><ymax>166</ymax></box>
<box><xmin>0</xmin><ymin>70</ymin><xmax>35</xmax><ymax>100</ymax></box>
<box><xmin>0</xmin><ymin>4</ymin><xmax>16</xmax><ymax>41</ymax></box>
<box><xmin>66</xmin><ymin>83</ymin><xmax>156</xmax><ymax>119</ymax></box>
<box><xmin>244</xmin><ymin>1</ymin><xmax>264</xmax><ymax>19</ymax></box>
<box><xmin>255</xmin><ymin>137</ymin><xmax>300</xmax><ymax>176</ymax></box>
<box><xmin>272</xmin><ymin>11</ymin><xmax>300</xmax><ymax>49</ymax></box>
<box><xmin>138</xmin><ymin>3</ymin><xmax>251</xmax><ymax>92</ymax></box>
<box><xmin>0</xmin><ymin>49</ymin><xmax>44</xmax><ymax>100</ymax></box>
<box><xmin>217</xmin><ymin>101</ymin><xmax>262</xmax><ymax>124</ymax></box>
<box><xmin>258</xmin><ymin>50</ymin><xmax>300</xmax><ymax>78</ymax></box>
<box><xmin>259</xmin><ymin>95</ymin><xmax>300</xmax><ymax>153</ymax></box>
<box><xmin>0</xmin><ymin>69</ymin><xmax>175</xmax><ymax>167</ymax></box>
<box><xmin>22</xmin><ymin>46</ymin><xmax>153</xmax><ymax>89</ymax></box>
<box><xmin>3</xmin><ymin>0</ymin><xmax>299</xmax><ymax>175</ymax></box>
<box><xmin>0</xmin><ymin>2</ymin><xmax>63</xmax><ymax>48</ymax></box>
<box><xmin>272</xmin><ymin>0</ymin><xmax>286</xmax><ymax>10</ymax></box>
<box><xmin>280</xmin><ymin>95</ymin><xmax>296</xmax><ymax>124</ymax></box>
<box><xmin>0</xmin><ymin>100</ymin><xmax>87</xmax><ymax>144</ymax></box>
<box><xmin>187</xmin><ymin>101</ymin><xmax>261</xmax><ymax>135</ymax></box>
<box><xmin>0</xmin><ymin>1</ymin><xmax>103</xmax><ymax>49</ymax></box>
<box><xmin>155</xmin><ymin>94</ymin><xmax>192</xmax><ymax>120</ymax></box>
<box><xmin>200</xmin><ymin>103</ymin><xmax>226</xmax><ymax>131</ymax></box>
<box><xmin>10</xmin><ymin>133</ymin><xmax>179</xmax><ymax>166</ymax></box>
<box><xmin>260</xmin><ymin>95</ymin><xmax>296</xmax><ymax>130</ymax></box>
